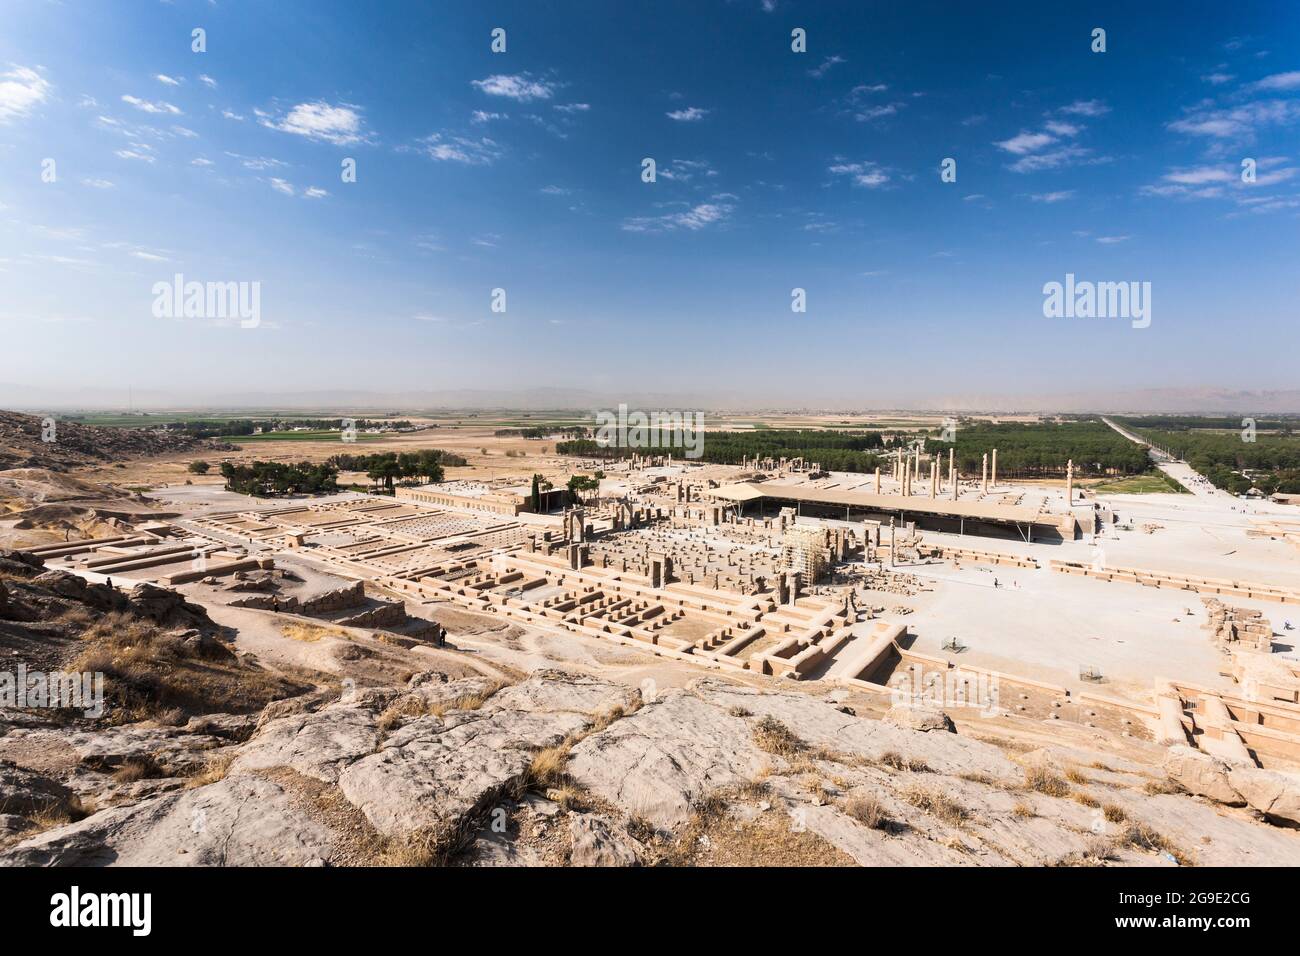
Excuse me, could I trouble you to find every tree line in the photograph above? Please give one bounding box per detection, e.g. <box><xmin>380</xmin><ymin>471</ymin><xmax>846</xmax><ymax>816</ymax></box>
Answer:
<box><xmin>219</xmin><ymin>461</ymin><xmax>339</xmax><ymax>496</ymax></box>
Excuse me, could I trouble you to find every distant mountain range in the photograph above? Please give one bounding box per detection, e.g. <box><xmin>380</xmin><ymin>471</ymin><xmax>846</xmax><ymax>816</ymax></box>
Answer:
<box><xmin>2</xmin><ymin>383</ymin><xmax>1298</xmax><ymax>416</ymax></box>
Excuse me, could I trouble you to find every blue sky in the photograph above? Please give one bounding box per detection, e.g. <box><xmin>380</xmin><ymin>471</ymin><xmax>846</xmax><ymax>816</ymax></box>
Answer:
<box><xmin>1</xmin><ymin>0</ymin><xmax>1298</xmax><ymax>408</ymax></box>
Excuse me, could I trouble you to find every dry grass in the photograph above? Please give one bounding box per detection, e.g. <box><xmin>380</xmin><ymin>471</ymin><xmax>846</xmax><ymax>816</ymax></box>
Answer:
<box><xmin>727</xmin><ymin>705</ymin><xmax>752</xmax><ymax>718</ymax></box>
<box><xmin>902</xmin><ymin>785</ymin><xmax>970</xmax><ymax>826</ymax></box>
<box><xmin>957</xmin><ymin>771</ymin><xmax>995</xmax><ymax>785</ymax></box>
<box><xmin>843</xmin><ymin>793</ymin><xmax>890</xmax><ymax>830</ymax></box>
<box><xmin>751</xmin><ymin>716</ymin><xmax>805</xmax><ymax>758</ymax></box>
<box><xmin>70</xmin><ymin>610</ymin><xmax>307</xmax><ymax>724</ymax></box>
<box><xmin>880</xmin><ymin>751</ymin><xmax>930</xmax><ymax>773</ymax></box>
<box><xmin>1102</xmin><ymin>803</ymin><xmax>1128</xmax><ymax>823</ymax></box>
<box><xmin>528</xmin><ymin>745</ymin><xmax>571</xmax><ymax>790</ymax></box>
<box><xmin>186</xmin><ymin>751</ymin><xmax>235</xmax><ymax>788</ymax></box>
<box><xmin>1024</xmin><ymin>765</ymin><xmax>1071</xmax><ymax>798</ymax></box>
<box><xmin>279</xmin><ymin>622</ymin><xmax>350</xmax><ymax>643</ymax></box>
<box><xmin>1072</xmin><ymin>791</ymin><xmax>1100</xmax><ymax>808</ymax></box>
<box><xmin>1012</xmin><ymin>801</ymin><xmax>1036</xmax><ymax>819</ymax></box>
<box><xmin>111</xmin><ymin>756</ymin><xmax>164</xmax><ymax>783</ymax></box>
<box><xmin>1119</xmin><ymin>823</ymin><xmax>1192</xmax><ymax>866</ymax></box>
<box><xmin>1053</xmin><ymin>836</ymin><xmax>1117</xmax><ymax>867</ymax></box>
<box><xmin>1064</xmin><ymin>767</ymin><xmax>1091</xmax><ymax>785</ymax></box>
<box><xmin>1143</xmin><ymin>777</ymin><xmax>1184</xmax><ymax>796</ymax></box>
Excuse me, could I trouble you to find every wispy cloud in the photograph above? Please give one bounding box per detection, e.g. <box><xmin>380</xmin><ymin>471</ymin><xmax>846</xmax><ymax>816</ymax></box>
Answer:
<box><xmin>121</xmin><ymin>94</ymin><xmax>182</xmax><ymax>115</ymax></box>
<box><xmin>622</xmin><ymin>201</ymin><xmax>732</xmax><ymax>232</ymax></box>
<box><xmin>667</xmin><ymin>106</ymin><xmax>709</xmax><ymax>122</ymax></box>
<box><xmin>828</xmin><ymin>159</ymin><xmax>891</xmax><ymax>188</ymax></box>
<box><xmin>412</xmin><ymin>133</ymin><xmax>502</xmax><ymax>165</ymax></box>
<box><xmin>472</xmin><ymin>73</ymin><xmax>554</xmax><ymax>101</ymax></box>
<box><xmin>807</xmin><ymin>55</ymin><xmax>846</xmax><ymax>79</ymax></box>
<box><xmin>0</xmin><ymin>66</ymin><xmax>52</xmax><ymax>123</ymax></box>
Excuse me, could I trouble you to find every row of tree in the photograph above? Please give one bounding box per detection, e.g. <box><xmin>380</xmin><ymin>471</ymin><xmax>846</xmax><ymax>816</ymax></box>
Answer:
<box><xmin>556</xmin><ymin>422</ymin><xmax>1148</xmax><ymax>477</ymax></box>
<box><xmin>326</xmin><ymin>450</ymin><xmax>467</xmax><ymax>490</ymax></box>
<box><xmin>219</xmin><ymin>461</ymin><xmax>339</xmax><ymax>496</ymax></box>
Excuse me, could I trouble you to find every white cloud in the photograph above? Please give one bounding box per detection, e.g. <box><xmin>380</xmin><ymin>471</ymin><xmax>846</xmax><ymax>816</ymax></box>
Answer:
<box><xmin>221</xmin><ymin>109</ymin><xmax>244</xmax><ymax>121</ymax></box>
<box><xmin>1008</xmin><ymin>145</ymin><xmax>1097</xmax><ymax>173</ymax></box>
<box><xmin>1202</xmin><ymin>72</ymin><xmax>1235</xmax><ymax>85</ymax></box>
<box><xmin>1059</xmin><ymin>99</ymin><xmax>1110</xmax><ymax>117</ymax></box>
<box><xmin>269</xmin><ymin>178</ymin><xmax>295</xmax><ymax>196</ymax></box>
<box><xmin>413</xmin><ymin>133</ymin><xmax>501</xmax><ymax>165</ymax></box>
<box><xmin>1168</xmin><ymin>99</ymin><xmax>1300</xmax><ymax>140</ymax></box>
<box><xmin>854</xmin><ymin>103</ymin><xmax>900</xmax><ymax>121</ymax></box>
<box><xmin>264</xmin><ymin>101</ymin><xmax>368</xmax><ymax>145</ymax></box>
<box><xmin>808</xmin><ymin>55</ymin><xmax>846</xmax><ymax>79</ymax></box>
<box><xmin>155</xmin><ymin>74</ymin><xmax>182</xmax><ymax>86</ymax></box>
<box><xmin>198</xmin><ymin>74</ymin><xmax>217</xmax><ymax>88</ymax></box>
<box><xmin>172</xmin><ymin>125</ymin><xmax>198</xmax><ymax>138</ymax></box>
<box><xmin>470</xmin><ymin>110</ymin><xmax>506</xmax><ymax>124</ymax></box>
<box><xmin>996</xmin><ymin>131</ymin><xmax>1056</xmax><ymax>155</ymax></box>
<box><xmin>622</xmin><ymin>202</ymin><xmax>732</xmax><ymax>232</ymax></box>
<box><xmin>191</xmin><ymin>157</ymin><xmax>214</xmax><ymax>166</ymax></box>
<box><xmin>121</xmin><ymin>94</ymin><xmax>182</xmax><ymax>115</ymax></box>
<box><xmin>471</xmin><ymin>73</ymin><xmax>554</xmax><ymax>101</ymax></box>
<box><xmin>1251</xmin><ymin>71</ymin><xmax>1300</xmax><ymax>92</ymax></box>
<box><xmin>130</xmin><ymin>250</ymin><xmax>170</xmax><ymax>261</ymax></box>
<box><xmin>114</xmin><ymin>147</ymin><xmax>155</xmax><ymax>163</ymax></box>
<box><xmin>303</xmin><ymin>186</ymin><xmax>328</xmax><ymax>199</ymax></box>
<box><xmin>1030</xmin><ymin>190</ymin><xmax>1075</xmax><ymax>203</ymax></box>
<box><xmin>828</xmin><ymin>160</ymin><xmax>890</xmax><ymax>188</ymax></box>
<box><xmin>667</xmin><ymin>106</ymin><xmax>709</xmax><ymax>122</ymax></box>
<box><xmin>1095</xmin><ymin>235</ymin><xmax>1129</xmax><ymax>244</ymax></box>
<box><xmin>0</xmin><ymin>66</ymin><xmax>51</xmax><ymax>123</ymax></box>
<box><xmin>80</xmin><ymin>178</ymin><xmax>114</xmax><ymax>188</ymax></box>
<box><xmin>554</xmin><ymin>102</ymin><xmax>590</xmax><ymax>113</ymax></box>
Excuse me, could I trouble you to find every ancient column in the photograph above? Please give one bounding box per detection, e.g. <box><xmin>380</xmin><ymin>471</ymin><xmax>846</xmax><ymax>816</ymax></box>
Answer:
<box><xmin>874</xmin><ymin>467</ymin><xmax>881</xmax><ymax>494</ymax></box>
<box><xmin>991</xmin><ymin>448</ymin><xmax>998</xmax><ymax>487</ymax></box>
<box><xmin>889</xmin><ymin>517</ymin><xmax>896</xmax><ymax>567</ymax></box>
<box><xmin>982</xmin><ymin>453</ymin><xmax>989</xmax><ymax>494</ymax></box>
<box><xmin>948</xmin><ymin>448</ymin><xmax>955</xmax><ymax>489</ymax></box>
<box><xmin>930</xmin><ymin>459</ymin><xmax>938</xmax><ymax>498</ymax></box>
<box><xmin>1066</xmin><ymin>459</ymin><xmax>1074</xmax><ymax>502</ymax></box>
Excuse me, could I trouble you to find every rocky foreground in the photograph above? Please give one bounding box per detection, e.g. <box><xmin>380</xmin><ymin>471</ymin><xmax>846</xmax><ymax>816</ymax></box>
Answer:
<box><xmin>4</xmin><ymin>664</ymin><xmax>1300</xmax><ymax>866</ymax></box>
<box><xmin>2</xmin><ymin>548</ymin><xmax>1300</xmax><ymax>866</ymax></box>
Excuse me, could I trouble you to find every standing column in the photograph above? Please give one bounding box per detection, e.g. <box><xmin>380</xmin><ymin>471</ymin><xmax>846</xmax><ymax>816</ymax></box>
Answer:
<box><xmin>930</xmin><ymin>460</ymin><xmax>937</xmax><ymax>498</ymax></box>
<box><xmin>991</xmin><ymin>448</ymin><xmax>998</xmax><ymax>487</ymax></box>
<box><xmin>889</xmin><ymin>517</ymin><xmax>896</xmax><ymax>567</ymax></box>
<box><xmin>874</xmin><ymin>467</ymin><xmax>881</xmax><ymax>494</ymax></box>
<box><xmin>1066</xmin><ymin>459</ymin><xmax>1074</xmax><ymax>502</ymax></box>
<box><xmin>948</xmin><ymin>448</ymin><xmax>955</xmax><ymax>493</ymax></box>
<box><xmin>982</xmin><ymin>453</ymin><xmax>989</xmax><ymax>494</ymax></box>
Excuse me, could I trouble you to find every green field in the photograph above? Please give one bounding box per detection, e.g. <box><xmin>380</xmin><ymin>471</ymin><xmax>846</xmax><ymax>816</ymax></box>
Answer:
<box><xmin>1089</xmin><ymin>473</ymin><xmax>1187</xmax><ymax>495</ymax></box>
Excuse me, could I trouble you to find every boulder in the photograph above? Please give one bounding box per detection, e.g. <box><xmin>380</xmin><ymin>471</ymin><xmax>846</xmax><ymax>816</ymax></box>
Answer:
<box><xmin>229</xmin><ymin>701</ymin><xmax>380</xmax><ymax>783</ymax></box>
<box><xmin>0</xmin><ymin>776</ymin><xmax>336</xmax><ymax>866</ymax></box>
<box><xmin>1227</xmin><ymin>766</ymin><xmax>1300</xmax><ymax>826</ymax></box>
<box><xmin>0</xmin><ymin>761</ymin><xmax>77</xmax><ymax>817</ymax></box>
<box><xmin>338</xmin><ymin>707</ymin><xmax>589</xmax><ymax>839</ymax></box>
<box><xmin>569</xmin><ymin>813</ymin><xmax>642</xmax><ymax>866</ymax></box>
<box><xmin>1163</xmin><ymin>746</ymin><xmax>1244</xmax><ymax>806</ymax></box>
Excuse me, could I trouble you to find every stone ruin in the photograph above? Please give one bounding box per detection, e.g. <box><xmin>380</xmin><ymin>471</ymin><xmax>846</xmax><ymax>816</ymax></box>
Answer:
<box><xmin>1203</xmin><ymin>597</ymin><xmax>1273</xmax><ymax>652</ymax></box>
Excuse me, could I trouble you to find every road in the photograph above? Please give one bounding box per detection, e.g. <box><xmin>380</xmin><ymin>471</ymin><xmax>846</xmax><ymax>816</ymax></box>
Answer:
<box><xmin>1101</xmin><ymin>416</ymin><xmax>1224</xmax><ymax>499</ymax></box>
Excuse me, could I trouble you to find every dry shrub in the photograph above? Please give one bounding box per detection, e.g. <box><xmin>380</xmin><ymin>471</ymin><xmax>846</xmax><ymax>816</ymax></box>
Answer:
<box><xmin>1065</xmin><ymin>767</ymin><xmax>1091</xmax><ymax>785</ymax></box>
<box><xmin>752</xmin><ymin>716</ymin><xmax>805</xmax><ymax>758</ymax></box>
<box><xmin>1072</xmin><ymin>791</ymin><xmax>1100</xmax><ymax>808</ymax></box>
<box><xmin>112</xmin><ymin>756</ymin><xmax>164</xmax><ymax>783</ymax></box>
<box><xmin>1120</xmin><ymin>823</ymin><xmax>1192</xmax><ymax>866</ymax></box>
<box><xmin>528</xmin><ymin>745</ymin><xmax>570</xmax><ymax>790</ymax></box>
<box><xmin>880</xmin><ymin>751</ymin><xmax>930</xmax><ymax>773</ymax></box>
<box><xmin>1102</xmin><ymin>803</ymin><xmax>1128</xmax><ymax>823</ymax></box>
<box><xmin>903</xmin><ymin>785</ymin><xmax>969</xmax><ymax>826</ymax></box>
<box><xmin>843</xmin><ymin>794</ymin><xmax>890</xmax><ymax>830</ymax></box>
<box><xmin>1143</xmin><ymin>777</ymin><xmax>1183</xmax><ymax>796</ymax></box>
<box><xmin>1024</xmin><ymin>765</ymin><xmax>1071</xmax><ymax>798</ymax></box>
<box><xmin>1012</xmin><ymin>801</ymin><xmax>1036</xmax><ymax>819</ymax></box>
<box><xmin>186</xmin><ymin>752</ymin><xmax>235</xmax><ymax>788</ymax></box>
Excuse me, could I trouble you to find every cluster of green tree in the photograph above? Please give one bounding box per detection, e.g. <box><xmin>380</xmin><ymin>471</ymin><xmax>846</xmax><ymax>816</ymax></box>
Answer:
<box><xmin>494</xmin><ymin>426</ymin><xmax>590</xmax><ymax>439</ymax></box>
<box><xmin>924</xmin><ymin>421</ymin><xmax>1150</xmax><ymax>478</ymax></box>
<box><xmin>1117</xmin><ymin>415</ymin><xmax>1297</xmax><ymax>434</ymax></box>
<box><xmin>1119</xmin><ymin>423</ymin><xmax>1300</xmax><ymax>494</ymax></box>
<box><xmin>326</xmin><ymin>450</ymin><xmax>465</xmax><ymax>489</ymax></box>
<box><xmin>162</xmin><ymin>418</ymin><xmax>411</xmax><ymax>438</ymax></box>
<box><xmin>556</xmin><ymin>430</ymin><xmax>889</xmax><ymax>473</ymax></box>
<box><xmin>219</xmin><ymin>461</ymin><xmax>338</xmax><ymax>496</ymax></box>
